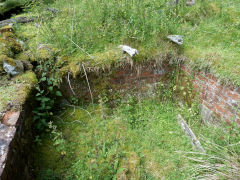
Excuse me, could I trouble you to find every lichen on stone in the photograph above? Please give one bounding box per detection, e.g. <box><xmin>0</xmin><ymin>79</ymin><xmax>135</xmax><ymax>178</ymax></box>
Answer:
<box><xmin>0</xmin><ymin>36</ymin><xmax>22</xmax><ymax>54</ymax></box>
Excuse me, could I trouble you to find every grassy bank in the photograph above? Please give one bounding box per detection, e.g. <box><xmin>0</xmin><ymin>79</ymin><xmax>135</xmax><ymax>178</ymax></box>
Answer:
<box><xmin>15</xmin><ymin>0</ymin><xmax>240</xmax><ymax>86</ymax></box>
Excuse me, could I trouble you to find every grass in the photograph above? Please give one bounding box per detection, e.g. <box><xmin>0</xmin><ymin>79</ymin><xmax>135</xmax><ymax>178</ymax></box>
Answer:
<box><xmin>34</xmin><ymin>99</ymin><xmax>193</xmax><ymax>179</ymax></box>
<box><xmin>33</xmin><ymin>95</ymin><xmax>240</xmax><ymax>179</ymax></box>
<box><xmin>14</xmin><ymin>0</ymin><xmax>240</xmax><ymax>86</ymax></box>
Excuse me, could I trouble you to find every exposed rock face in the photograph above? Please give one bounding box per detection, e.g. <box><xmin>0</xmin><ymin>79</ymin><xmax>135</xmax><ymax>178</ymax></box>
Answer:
<box><xmin>46</xmin><ymin>7</ymin><xmax>60</xmax><ymax>14</ymax></box>
<box><xmin>0</xmin><ymin>25</ymin><xmax>32</xmax><ymax>76</ymax></box>
<box><xmin>167</xmin><ymin>35</ymin><xmax>183</xmax><ymax>45</ymax></box>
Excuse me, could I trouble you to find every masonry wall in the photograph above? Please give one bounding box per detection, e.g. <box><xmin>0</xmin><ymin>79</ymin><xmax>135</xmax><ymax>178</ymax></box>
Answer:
<box><xmin>182</xmin><ymin>65</ymin><xmax>240</xmax><ymax>128</ymax></box>
<box><xmin>0</xmin><ymin>99</ymin><xmax>34</xmax><ymax>180</ymax></box>
<box><xmin>60</xmin><ymin>63</ymin><xmax>171</xmax><ymax>102</ymax></box>
<box><xmin>61</xmin><ymin>62</ymin><xmax>240</xmax><ymax>128</ymax></box>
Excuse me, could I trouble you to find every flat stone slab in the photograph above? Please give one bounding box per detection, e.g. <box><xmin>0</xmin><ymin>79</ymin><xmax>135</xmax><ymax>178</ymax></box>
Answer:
<box><xmin>0</xmin><ymin>123</ymin><xmax>16</xmax><ymax>169</ymax></box>
<box><xmin>119</xmin><ymin>45</ymin><xmax>139</xmax><ymax>57</ymax></box>
<box><xmin>2</xmin><ymin>111</ymin><xmax>20</xmax><ymax>126</ymax></box>
<box><xmin>167</xmin><ymin>35</ymin><xmax>183</xmax><ymax>45</ymax></box>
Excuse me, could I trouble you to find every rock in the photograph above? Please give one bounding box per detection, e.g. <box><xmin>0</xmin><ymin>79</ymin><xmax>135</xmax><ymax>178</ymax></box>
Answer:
<box><xmin>3</xmin><ymin>59</ymin><xmax>24</xmax><ymax>76</ymax></box>
<box><xmin>2</xmin><ymin>111</ymin><xmax>20</xmax><ymax>126</ymax></box>
<box><xmin>20</xmin><ymin>60</ymin><xmax>33</xmax><ymax>71</ymax></box>
<box><xmin>46</xmin><ymin>7</ymin><xmax>60</xmax><ymax>14</ymax></box>
<box><xmin>119</xmin><ymin>45</ymin><xmax>139</xmax><ymax>57</ymax></box>
<box><xmin>34</xmin><ymin>23</ymin><xmax>41</xmax><ymax>28</ymax></box>
<box><xmin>167</xmin><ymin>35</ymin><xmax>183</xmax><ymax>45</ymax></box>
<box><xmin>0</xmin><ymin>17</ymin><xmax>34</xmax><ymax>28</ymax></box>
<box><xmin>0</xmin><ymin>25</ymin><xmax>14</xmax><ymax>39</ymax></box>
<box><xmin>186</xmin><ymin>0</ymin><xmax>195</xmax><ymax>6</ymax></box>
<box><xmin>167</xmin><ymin>0</ymin><xmax>179</xmax><ymax>6</ymax></box>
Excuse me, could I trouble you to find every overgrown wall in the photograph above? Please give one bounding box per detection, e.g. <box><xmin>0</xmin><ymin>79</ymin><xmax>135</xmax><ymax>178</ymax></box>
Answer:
<box><xmin>182</xmin><ymin>65</ymin><xmax>240</xmax><ymax>127</ymax></box>
<box><xmin>62</xmin><ymin>62</ymin><xmax>240</xmax><ymax>128</ymax></box>
<box><xmin>61</xmin><ymin>63</ymin><xmax>172</xmax><ymax>102</ymax></box>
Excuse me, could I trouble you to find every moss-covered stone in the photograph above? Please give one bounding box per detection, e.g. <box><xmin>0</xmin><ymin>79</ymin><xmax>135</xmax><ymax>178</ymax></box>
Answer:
<box><xmin>16</xmin><ymin>51</ymin><xmax>36</xmax><ymax>62</ymax></box>
<box><xmin>0</xmin><ymin>55</ymin><xmax>9</xmax><ymax>73</ymax></box>
<box><xmin>0</xmin><ymin>25</ymin><xmax>14</xmax><ymax>38</ymax></box>
<box><xmin>0</xmin><ymin>71</ymin><xmax>37</xmax><ymax>113</ymax></box>
<box><xmin>35</xmin><ymin>44</ymin><xmax>55</xmax><ymax>61</ymax></box>
<box><xmin>0</xmin><ymin>36</ymin><xmax>22</xmax><ymax>54</ymax></box>
<box><xmin>1</xmin><ymin>55</ymin><xmax>25</xmax><ymax>76</ymax></box>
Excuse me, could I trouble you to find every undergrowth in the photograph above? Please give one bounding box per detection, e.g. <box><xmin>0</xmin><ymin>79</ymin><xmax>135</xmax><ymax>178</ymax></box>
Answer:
<box><xmin>33</xmin><ymin>90</ymin><xmax>240</xmax><ymax>179</ymax></box>
<box><xmin>34</xmin><ymin>98</ymin><xmax>193</xmax><ymax>180</ymax></box>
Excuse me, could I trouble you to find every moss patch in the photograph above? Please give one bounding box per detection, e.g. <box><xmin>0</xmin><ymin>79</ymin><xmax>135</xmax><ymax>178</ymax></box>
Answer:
<box><xmin>0</xmin><ymin>71</ymin><xmax>37</xmax><ymax>112</ymax></box>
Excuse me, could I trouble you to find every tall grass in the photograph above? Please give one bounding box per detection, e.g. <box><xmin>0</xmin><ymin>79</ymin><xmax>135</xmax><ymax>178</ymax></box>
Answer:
<box><xmin>33</xmin><ymin>0</ymin><xmax>197</xmax><ymax>55</ymax></box>
<box><xmin>19</xmin><ymin>0</ymin><xmax>240</xmax><ymax>85</ymax></box>
<box><xmin>182</xmin><ymin>136</ymin><xmax>240</xmax><ymax>180</ymax></box>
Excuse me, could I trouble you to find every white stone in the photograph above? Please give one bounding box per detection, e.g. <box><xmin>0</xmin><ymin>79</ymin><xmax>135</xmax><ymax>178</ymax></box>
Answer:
<box><xmin>3</xmin><ymin>61</ymin><xmax>24</xmax><ymax>76</ymax></box>
<box><xmin>119</xmin><ymin>45</ymin><xmax>139</xmax><ymax>57</ymax></box>
<box><xmin>167</xmin><ymin>35</ymin><xmax>183</xmax><ymax>45</ymax></box>
<box><xmin>186</xmin><ymin>0</ymin><xmax>195</xmax><ymax>6</ymax></box>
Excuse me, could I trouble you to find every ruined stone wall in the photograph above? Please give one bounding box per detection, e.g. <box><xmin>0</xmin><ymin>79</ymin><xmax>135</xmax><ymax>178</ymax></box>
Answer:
<box><xmin>0</xmin><ymin>99</ymin><xmax>34</xmax><ymax>180</ymax></box>
<box><xmin>61</xmin><ymin>63</ymin><xmax>171</xmax><ymax>102</ymax></box>
<box><xmin>61</xmin><ymin>62</ymin><xmax>240</xmax><ymax>128</ymax></box>
<box><xmin>182</xmin><ymin>65</ymin><xmax>240</xmax><ymax>127</ymax></box>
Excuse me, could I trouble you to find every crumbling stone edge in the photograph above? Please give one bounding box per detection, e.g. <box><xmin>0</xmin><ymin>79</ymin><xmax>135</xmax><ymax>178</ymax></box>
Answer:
<box><xmin>0</xmin><ymin>97</ymin><xmax>35</xmax><ymax>180</ymax></box>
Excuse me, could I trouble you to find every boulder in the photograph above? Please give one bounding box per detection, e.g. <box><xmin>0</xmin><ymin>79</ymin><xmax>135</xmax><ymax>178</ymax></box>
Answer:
<box><xmin>167</xmin><ymin>35</ymin><xmax>183</xmax><ymax>45</ymax></box>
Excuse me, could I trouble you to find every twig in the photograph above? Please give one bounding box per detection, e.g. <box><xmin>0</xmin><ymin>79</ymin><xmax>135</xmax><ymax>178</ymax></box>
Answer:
<box><xmin>66</xmin><ymin>104</ymin><xmax>93</xmax><ymax>119</ymax></box>
<box><xmin>81</xmin><ymin>63</ymin><xmax>94</xmax><ymax>106</ymax></box>
<box><xmin>68</xmin><ymin>38</ymin><xmax>94</xmax><ymax>59</ymax></box>
<box><xmin>67</xmin><ymin>72</ymin><xmax>76</xmax><ymax>96</ymax></box>
<box><xmin>70</xmin><ymin>105</ymin><xmax>76</xmax><ymax>116</ymax></box>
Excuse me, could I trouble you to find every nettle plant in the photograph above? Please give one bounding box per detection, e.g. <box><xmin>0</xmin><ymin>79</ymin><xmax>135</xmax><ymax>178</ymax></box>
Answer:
<box><xmin>33</xmin><ymin>56</ymin><xmax>62</xmax><ymax>131</ymax></box>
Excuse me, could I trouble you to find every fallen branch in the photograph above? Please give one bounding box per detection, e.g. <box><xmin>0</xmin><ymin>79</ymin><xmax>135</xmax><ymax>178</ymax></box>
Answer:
<box><xmin>177</xmin><ymin>114</ymin><xmax>205</xmax><ymax>152</ymax></box>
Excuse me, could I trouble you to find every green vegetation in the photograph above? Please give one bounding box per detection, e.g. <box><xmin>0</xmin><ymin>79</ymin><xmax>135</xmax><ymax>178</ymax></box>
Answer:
<box><xmin>34</xmin><ymin>94</ymin><xmax>240</xmax><ymax>179</ymax></box>
<box><xmin>0</xmin><ymin>71</ymin><xmax>37</xmax><ymax>112</ymax></box>
<box><xmin>0</xmin><ymin>0</ymin><xmax>30</xmax><ymax>15</ymax></box>
<box><xmin>15</xmin><ymin>0</ymin><xmax>240</xmax><ymax>85</ymax></box>
<box><xmin>33</xmin><ymin>51</ymin><xmax>63</xmax><ymax>131</ymax></box>
<box><xmin>34</xmin><ymin>99</ymin><xmax>192</xmax><ymax>179</ymax></box>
